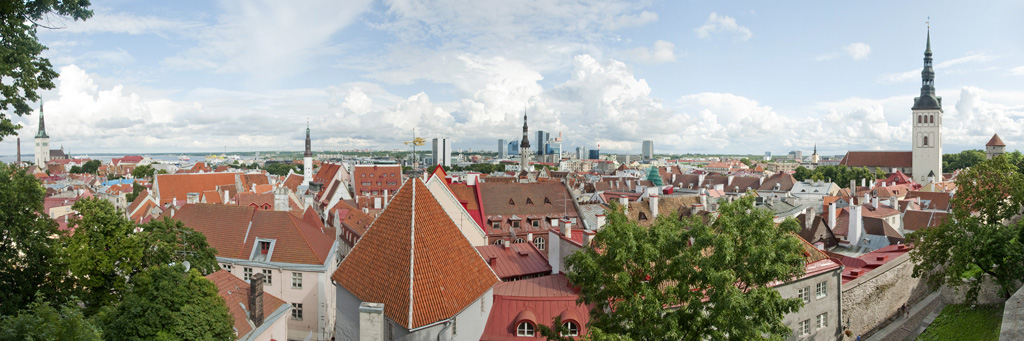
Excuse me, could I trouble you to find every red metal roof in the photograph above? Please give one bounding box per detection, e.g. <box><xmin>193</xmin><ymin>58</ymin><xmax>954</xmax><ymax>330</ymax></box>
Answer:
<box><xmin>476</xmin><ymin>243</ymin><xmax>552</xmax><ymax>280</ymax></box>
<box><xmin>483</xmin><ymin>274</ymin><xmax>590</xmax><ymax>340</ymax></box>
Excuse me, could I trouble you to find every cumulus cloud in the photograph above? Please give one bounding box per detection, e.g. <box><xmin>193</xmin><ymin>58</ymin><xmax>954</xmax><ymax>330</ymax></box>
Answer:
<box><xmin>1011</xmin><ymin>65</ymin><xmax>1024</xmax><ymax>75</ymax></box>
<box><xmin>844</xmin><ymin>42</ymin><xmax>871</xmax><ymax>60</ymax></box>
<box><xmin>694</xmin><ymin>13</ymin><xmax>752</xmax><ymax>41</ymax></box>
<box><xmin>626</xmin><ymin>40</ymin><xmax>677</xmax><ymax>64</ymax></box>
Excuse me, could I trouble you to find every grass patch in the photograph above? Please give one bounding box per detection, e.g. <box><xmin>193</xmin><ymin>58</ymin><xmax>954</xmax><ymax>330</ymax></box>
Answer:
<box><xmin>916</xmin><ymin>303</ymin><xmax>1003</xmax><ymax>341</ymax></box>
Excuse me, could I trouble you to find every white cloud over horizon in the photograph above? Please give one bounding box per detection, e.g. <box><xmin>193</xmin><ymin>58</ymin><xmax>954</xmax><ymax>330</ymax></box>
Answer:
<box><xmin>694</xmin><ymin>13</ymin><xmax>752</xmax><ymax>41</ymax></box>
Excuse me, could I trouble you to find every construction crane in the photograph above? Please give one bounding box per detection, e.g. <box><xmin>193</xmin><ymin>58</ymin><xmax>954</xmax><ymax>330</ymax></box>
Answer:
<box><xmin>404</xmin><ymin>129</ymin><xmax>426</xmax><ymax>168</ymax></box>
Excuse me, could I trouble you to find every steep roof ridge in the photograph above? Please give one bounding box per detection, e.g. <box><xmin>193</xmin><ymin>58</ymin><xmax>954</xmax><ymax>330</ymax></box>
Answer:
<box><xmin>343</xmin><ymin>179</ymin><xmax>412</xmax><ymax>259</ymax></box>
<box><xmin>288</xmin><ymin>212</ymin><xmax>325</xmax><ymax>264</ymax></box>
<box><xmin>407</xmin><ymin>178</ymin><xmax>417</xmax><ymax>329</ymax></box>
<box><xmin>240</xmin><ymin>208</ymin><xmax>256</xmax><ymax>258</ymax></box>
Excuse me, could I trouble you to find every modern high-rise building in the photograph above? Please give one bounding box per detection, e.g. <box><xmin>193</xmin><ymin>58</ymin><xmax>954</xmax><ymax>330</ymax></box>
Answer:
<box><xmin>588</xmin><ymin>149</ymin><xmax>600</xmax><ymax>160</ymax></box>
<box><xmin>535</xmin><ymin>130</ymin><xmax>549</xmax><ymax>156</ymax></box>
<box><xmin>432</xmin><ymin>137</ymin><xmax>452</xmax><ymax>167</ymax></box>
<box><xmin>508</xmin><ymin>140</ymin><xmax>519</xmax><ymax>156</ymax></box>
<box><xmin>497</xmin><ymin>139</ymin><xmax>507</xmax><ymax>158</ymax></box>
<box><xmin>575</xmin><ymin>146</ymin><xmax>586</xmax><ymax>160</ymax></box>
<box><xmin>642</xmin><ymin>140</ymin><xmax>654</xmax><ymax>159</ymax></box>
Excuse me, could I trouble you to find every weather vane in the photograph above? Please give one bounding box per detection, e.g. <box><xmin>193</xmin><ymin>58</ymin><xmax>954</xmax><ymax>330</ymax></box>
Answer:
<box><xmin>926</xmin><ymin>16</ymin><xmax>929</xmax><ymax>28</ymax></box>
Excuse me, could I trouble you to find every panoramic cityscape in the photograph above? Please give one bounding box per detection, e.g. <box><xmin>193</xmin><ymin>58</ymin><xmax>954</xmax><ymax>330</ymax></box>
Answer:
<box><xmin>1</xmin><ymin>1</ymin><xmax>1023</xmax><ymax>341</ymax></box>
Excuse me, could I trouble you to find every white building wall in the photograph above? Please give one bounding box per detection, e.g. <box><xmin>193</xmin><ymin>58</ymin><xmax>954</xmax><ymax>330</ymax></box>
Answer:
<box><xmin>424</xmin><ymin>177</ymin><xmax>488</xmax><ymax>246</ymax></box>
<box><xmin>334</xmin><ymin>284</ymin><xmax>493</xmax><ymax>341</ymax></box>
<box><xmin>911</xmin><ymin>109</ymin><xmax>943</xmax><ymax>183</ymax></box>
<box><xmin>35</xmin><ymin>137</ymin><xmax>50</xmax><ymax>167</ymax></box>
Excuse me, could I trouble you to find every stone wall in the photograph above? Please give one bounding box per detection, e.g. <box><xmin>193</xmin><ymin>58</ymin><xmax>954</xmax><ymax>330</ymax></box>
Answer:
<box><xmin>940</xmin><ymin>275</ymin><xmax>1010</xmax><ymax>305</ymax></box>
<box><xmin>1000</xmin><ymin>285</ymin><xmax>1024</xmax><ymax>340</ymax></box>
<box><xmin>841</xmin><ymin>252</ymin><xmax>933</xmax><ymax>338</ymax></box>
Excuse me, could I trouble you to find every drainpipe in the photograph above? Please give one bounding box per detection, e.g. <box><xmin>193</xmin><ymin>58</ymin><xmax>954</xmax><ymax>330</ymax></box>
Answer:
<box><xmin>437</xmin><ymin>320</ymin><xmax>452</xmax><ymax>341</ymax></box>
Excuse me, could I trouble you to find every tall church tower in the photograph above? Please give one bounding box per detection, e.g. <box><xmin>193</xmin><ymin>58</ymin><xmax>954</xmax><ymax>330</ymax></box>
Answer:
<box><xmin>303</xmin><ymin>122</ymin><xmax>313</xmax><ymax>186</ymax></box>
<box><xmin>34</xmin><ymin>104</ymin><xmax>50</xmax><ymax>168</ymax></box>
<box><xmin>519</xmin><ymin>113</ymin><xmax>531</xmax><ymax>172</ymax></box>
<box><xmin>911</xmin><ymin>28</ymin><xmax>943</xmax><ymax>183</ymax></box>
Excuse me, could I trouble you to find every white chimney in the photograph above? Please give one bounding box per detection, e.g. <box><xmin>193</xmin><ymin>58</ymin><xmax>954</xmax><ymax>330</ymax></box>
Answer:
<box><xmin>548</xmin><ymin>229</ymin><xmax>561</xmax><ymax>274</ymax></box>
<box><xmin>223</xmin><ymin>190</ymin><xmax>229</xmax><ymax>204</ymax></box>
<box><xmin>861</xmin><ymin>178</ymin><xmax>866</xmax><ymax>187</ymax></box>
<box><xmin>595</xmin><ymin>214</ymin><xmax>606</xmax><ymax>230</ymax></box>
<box><xmin>649</xmin><ymin>195</ymin><xmax>659</xmax><ymax>219</ymax></box>
<box><xmin>671</xmin><ymin>174</ymin><xmax>677</xmax><ymax>184</ymax></box>
<box><xmin>700</xmin><ymin>192</ymin><xmax>708</xmax><ymax>207</ymax></box>
<box><xmin>850</xmin><ymin>180</ymin><xmax>857</xmax><ymax>199</ymax></box>
<box><xmin>618</xmin><ymin>197</ymin><xmax>628</xmax><ymax>215</ymax></box>
<box><xmin>863</xmin><ymin>192</ymin><xmax>870</xmax><ymax>206</ymax></box>
<box><xmin>849</xmin><ymin>205</ymin><xmax>863</xmax><ymax>246</ymax></box>
<box><xmin>872</xmin><ymin>196</ymin><xmax>879</xmax><ymax>210</ymax></box>
<box><xmin>561</xmin><ymin>218</ymin><xmax>572</xmax><ymax>239</ymax></box>
<box><xmin>890</xmin><ymin>196</ymin><xmax>898</xmax><ymax>210</ymax></box>
<box><xmin>828</xmin><ymin>202</ymin><xmax>836</xmax><ymax>229</ymax></box>
<box><xmin>172</xmin><ymin>197</ymin><xmax>177</xmax><ymax>207</ymax></box>
<box><xmin>373</xmin><ymin>197</ymin><xmax>381</xmax><ymax>210</ymax></box>
<box><xmin>526</xmin><ymin>232</ymin><xmax>533</xmax><ymax>243</ymax></box>
<box><xmin>727</xmin><ymin>175</ymin><xmax>734</xmax><ymax>186</ymax></box>
<box><xmin>358</xmin><ymin>303</ymin><xmax>385</xmax><ymax>340</ymax></box>
<box><xmin>274</xmin><ymin>187</ymin><xmax>289</xmax><ymax>211</ymax></box>
<box><xmin>383</xmin><ymin>189</ymin><xmax>389</xmax><ymax>209</ymax></box>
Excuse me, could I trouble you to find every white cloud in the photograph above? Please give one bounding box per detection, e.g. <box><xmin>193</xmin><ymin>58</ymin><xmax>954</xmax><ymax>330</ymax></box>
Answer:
<box><xmin>164</xmin><ymin>0</ymin><xmax>374</xmax><ymax>82</ymax></box>
<box><xmin>844</xmin><ymin>42</ymin><xmax>871</xmax><ymax>60</ymax></box>
<box><xmin>694</xmin><ymin>12</ymin><xmax>752</xmax><ymax>41</ymax></box>
<box><xmin>626</xmin><ymin>40</ymin><xmax>677</xmax><ymax>64</ymax></box>
<box><xmin>879</xmin><ymin>52</ymin><xmax>998</xmax><ymax>83</ymax></box>
<box><xmin>46</xmin><ymin>12</ymin><xmax>203</xmax><ymax>36</ymax></box>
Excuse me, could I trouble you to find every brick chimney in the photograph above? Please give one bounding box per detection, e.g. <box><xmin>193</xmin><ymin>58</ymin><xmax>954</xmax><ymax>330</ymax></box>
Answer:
<box><xmin>249</xmin><ymin>273</ymin><xmax>265</xmax><ymax>327</ymax></box>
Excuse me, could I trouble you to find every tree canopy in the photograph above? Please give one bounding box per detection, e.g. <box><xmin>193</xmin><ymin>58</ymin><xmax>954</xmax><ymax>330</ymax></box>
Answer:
<box><xmin>264</xmin><ymin>162</ymin><xmax>298</xmax><ymax>176</ymax></box>
<box><xmin>0</xmin><ymin>163</ymin><xmax>67</xmax><ymax>315</ymax></box>
<box><xmin>62</xmin><ymin>198</ymin><xmax>144</xmax><ymax>313</ymax></box>
<box><xmin>0</xmin><ymin>0</ymin><xmax>92</xmax><ymax>140</ymax></box>
<box><xmin>99</xmin><ymin>265</ymin><xmax>235</xmax><ymax>340</ymax></box>
<box><xmin>911</xmin><ymin>156</ymin><xmax>1024</xmax><ymax>301</ymax></box>
<box><xmin>792</xmin><ymin>165</ymin><xmax>874</xmax><ymax>187</ymax></box>
<box><xmin>564</xmin><ymin>196</ymin><xmax>807</xmax><ymax>340</ymax></box>
<box><xmin>130</xmin><ymin>164</ymin><xmax>154</xmax><ymax>179</ymax></box>
<box><xmin>81</xmin><ymin>159</ymin><xmax>101</xmax><ymax>174</ymax></box>
<box><xmin>942</xmin><ymin>149</ymin><xmax>986</xmax><ymax>172</ymax></box>
<box><xmin>0</xmin><ymin>296</ymin><xmax>101</xmax><ymax>340</ymax></box>
<box><xmin>137</xmin><ymin>217</ymin><xmax>220</xmax><ymax>275</ymax></box>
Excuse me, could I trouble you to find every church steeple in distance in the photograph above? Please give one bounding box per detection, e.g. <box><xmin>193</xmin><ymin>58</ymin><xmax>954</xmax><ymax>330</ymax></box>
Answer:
<box><xmin>913</xmin><ymin>25</ymin><xmax>941</xmax><ymax>110</ymax></box>
<box><xmin>304</xmin><ymin>120</ymin><xmax>312</xmax><ymax>157</ymax></box>
<box><xmin>35</xmin><ymin>103</ymin><xmax>48</xmax><ymax>138</ymax></box>
<box><xmin>520</xmin><ymin>112</ymin><xmax>530</xmax><ymax>149</ymax></box>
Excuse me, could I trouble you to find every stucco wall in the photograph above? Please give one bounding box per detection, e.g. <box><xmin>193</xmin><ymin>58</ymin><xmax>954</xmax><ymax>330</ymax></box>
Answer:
<box><xmin>841</xmin><ymin>253</ymin><xmax>932</xmax><ymax>338</ymax></box>
<box><xmin>425</xmin><ymin>178</ymin><xmax>488</xmax><ymax>246</ymax></box>
<box><xmin>778</xmin><ymin>268</ymin><xmax>843</xmax><ymax>340</ymax></box>
<box><xmin>334</xmin><ymin>285</ymin><xmax>494</xmax><ymax>341</ymax></box>
<box><xmin>335</xmin><ymin>285</ymin><xmax>362</xmax><ymax>341</ymax></box>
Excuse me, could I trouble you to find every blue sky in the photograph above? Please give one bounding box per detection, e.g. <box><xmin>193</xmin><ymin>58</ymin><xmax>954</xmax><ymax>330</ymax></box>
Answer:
<box><xmin>2</xmin><ymin>0</ymin><xmax>1023</xmax><ymax>156</ymax></box>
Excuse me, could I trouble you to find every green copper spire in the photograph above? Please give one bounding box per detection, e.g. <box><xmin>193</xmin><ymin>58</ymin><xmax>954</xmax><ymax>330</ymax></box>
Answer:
<box><xmin>35</xmin><ymin>104</ymin><xmax>48</xmax><ymax>138</ymax></box>
<box><xmin>913</xmin><ymin>26</ymin><xmax>941</xmax><ymax>110</ymax></box>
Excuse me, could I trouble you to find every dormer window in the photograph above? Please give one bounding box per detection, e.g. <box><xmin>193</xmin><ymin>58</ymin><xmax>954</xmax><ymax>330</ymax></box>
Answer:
<box><xmin>251</xmin><ymin>239</ymin><xmax>275</xmax><ymax>262</ymax></box>
<box><xmin>516</xmin><ymin>322</ymin><xmax>535</xmax><ymax>337</ymax></box>
<box><xmin>543</xmin><ymin>197</ymin><xmax>551</xmax><ymax>204</ymax></box>
<box><xmin>260</xmin><ymin>241</ymin><xmax>270</xmax><ymax>255</ymax></box>
<box><xmin>511</xmin><ymin>220</ymin><xmax>520</xmax><ymax>229</ymax></box>
<box><xmin>531</xmin><ymin>219</ymin><xmax>540</xmax><ymax>228</ymax></box>
<box><xmin>509</xmin><ymin>199</ymin><xmax>515</xmax><ymax>205</ymax></box>
<box><xmin>526</xmin><ymin>198</ymin><xmax>534</xmax><ymax>205</ymax></box>
<box><xmin>639</xmin><ymin>212</ymin><xmax>648</xmax><ymax>221</ymax></box>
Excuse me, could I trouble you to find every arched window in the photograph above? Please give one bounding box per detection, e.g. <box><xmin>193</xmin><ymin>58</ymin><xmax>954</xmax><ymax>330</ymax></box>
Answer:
<box><xmin>561</xmin><ymin>321</ymin><xmax>580</xmax><ymax>336</ymax></box>
<box><xmin>930</xmin><ymin>115</ymin><xmax>934</xmax><ymax>123</ymax></box>
<box><xmin>514</xmin><ymin>238</ymin><xmax>525</xmax><ymax>244</ymax></box>
<box><xmin>492</xmin><ymin>239</ymin><xmax>504</xmax><ymax>245</ymax></box>
<box><xmin>516</xmin><ymin>322</ymin><xmax>535</xmax><ymax>337</ymax></box>
<box><xmin>533</xmin><ymin>237</ymin><xmax>545</xmax><ymax>250</ymax></box>
<box><xmin>917</xmin><ymin>115</ymin><xmax>922</xmax><ymax>124</ymax></box>
<box><xmin>923</xmin><ymin>136</ymin><xmax>928</xmax><ymax>146</ymax></box>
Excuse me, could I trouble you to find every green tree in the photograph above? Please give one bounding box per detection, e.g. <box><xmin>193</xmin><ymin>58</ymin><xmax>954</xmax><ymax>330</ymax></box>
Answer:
<box><xmin>62</xmin><ymin>198</ymin><xmax>143</xmax><ymax>314</ymax></box>
<box><xmin>81</xmin><ymin>159</ymin><xmax>101</xmax><ymax>174</ymax></box>
<box><xmin>565</xmin><ymin>196</ymin><xmax>806</xmax><ymax>340</ymax></box>
<box><xmin>69</xmin><ymin>165</ymin><xmax>83</xmax><ymax>173</ymax></box>
<box><xmin>874</xmin><ymin>167</ymin><xmax>886</xmax><ymax>179</ymax></box>
<box><xmin>739</xmin><ymin>158</ymin><xmax>752</xmax><ymax>167</ymax></box>
<box><xmin>124</xmin><ymin>182</ymin><xmax>144</xmax><ymax>203</ymax></box>
<box><xmin>138</xmin><ymin>217</ymin><xmax>220</xmax><ymax>275</ymax></box>
<box><xmin>131</xmin><ymin>164</ymin><xmax>154</xmax><ymax>179</ymax></box>
<box><xmin>264</xmin><ymin>162</ymin><xmax>296</xmax><ymax>176</ymax></box>
<box><xmin>943</xmin><ymin>149</ymin><xmax>986</xmax><ymax>172</ymax></box>
<box><xmin>911</xmin><ymin>156</ymin><xmax>1024</xmax><ymax>301</ymax></box>
<box><xmin>793</xmin><ymin>166</ymin><xmax>811</xmax><ymax>181</ymax></box>
<box><xmin>0</xmin><ymin>296</ymin><xmax>101</xmax><ymax>340</ymax></box>
<box><xmin>0</xmin><ymin>163</ymin><xmax>67</xmax><ymax>315</ymax></box>
<box><xmin>0</xmin><ymin>0</ymin><xmax>92</xmax><ymax>140</ymax></box>
<box><xmin>157</xmin><ymin>169</ymin><xmax>168</xmax><ymax>175</ymax></box>
<box><xmin>100</xmin><ymin>265</ymin><xmax>235</xmax><ymax>340</ymax></box>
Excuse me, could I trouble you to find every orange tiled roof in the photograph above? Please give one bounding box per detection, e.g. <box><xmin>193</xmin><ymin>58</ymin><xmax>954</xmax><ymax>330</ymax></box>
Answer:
<box><xmin>282</xmin><ymin>174</ymin><xmax>303</xmax><ymax>192</ymax></box>
<box><xmin>840</xmin><ymin>151</ymin><xmax>912</xmax><ymax>168</ymax></box>
<box><xmin>987</xmin><ymin>134</ymin><xmax>1006</xmax><ymax>146</ymax></box>
<box><xmin>332</xmin><ymin>178</ymin><xmax>499</xmax><ymax>330</ymax></box>
<box><xmin>154</xmin><ymin>173</ymin><xmax>239</xmax><ymax>206</ymax></box>
<box><xmin>171</xmin><ymin>204</ymin><xmax>335</xmax><ymax>265</ymax></box>
<box><xmin>206</xmin><ymin>270</ymin><xmax>288</xmax><ymax>337</ymax></box>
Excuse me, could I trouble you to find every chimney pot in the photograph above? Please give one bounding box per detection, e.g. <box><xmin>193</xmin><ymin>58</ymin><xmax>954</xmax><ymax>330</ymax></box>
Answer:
<box><xmin>249</xmin><ymin>273</ymin><xmax>265</xmax><ymax>327</ymax></box>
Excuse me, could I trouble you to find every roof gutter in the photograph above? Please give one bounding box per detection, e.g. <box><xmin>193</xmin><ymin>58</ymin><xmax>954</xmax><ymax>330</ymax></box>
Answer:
<box><xmin>436</xmin><ymin>320</ymin><xmax>452</xmax><ymax>341</ymax></box>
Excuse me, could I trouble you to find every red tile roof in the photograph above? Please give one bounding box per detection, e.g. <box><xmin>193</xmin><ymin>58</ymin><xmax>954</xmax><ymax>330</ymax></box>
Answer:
<box><xmin>476</xmin><ymin>243</ymin><xmax>552</xmax><ymax>280</ymax></box>
<box><xmin>833</xmin><ymin>244</ymin><xmax>913</xmax><ymax>283</ymax></box>
<box><xmin>905</xmin><ymin>191</ymin><xmax>953</xmax><ymax>211</ymax></box>
<box><xmin>902</xmin><ymin>210</ymin><xmax>949</xmax><ymax>232</ymax></box>
<box><xmin>154</xmin><ymin>173</ymin><xmax>239</xmax><ymax>206</ymax></box>
<box><xmin>237</xmin><ymin>192</ymin><xmax>274</xmax><ymax>210</ymax></box>
<box><xmin>206</xmin><ymin>270</ymin><xmax>288</xmax><ymax>338</ymax></box>
<box><xmin>482</xmin><ymin>274</ymin><xmax>590</xmax><ymax>340</ymax></box>
<box><xmin>282</xmin><ymin>174</ymin><xmax>303</xmax><ymax>192</ymax></box>
<box><xmin>987</xmin><ymin>134</ymin><xmax>1006</xmax><ymax>146</ymax></box>
<box><xmin>839</xmin><ymin>151</ymin><xmax>912</xmax><ymax>168</ymax></box>
<box><xmin>171</xmin><ymin>204</ymin><xmax>335</xmax><ymax>265</ymax></box>
<box><xmin>332</xmin><ymin>178</ymin><xmax>499</xmax><ymax>329</ymax></box>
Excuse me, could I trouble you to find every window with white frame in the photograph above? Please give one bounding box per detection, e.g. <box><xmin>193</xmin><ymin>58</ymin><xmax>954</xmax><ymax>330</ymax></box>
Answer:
<box><xmin>492</xmin><ymin>239</ymin><xmax>504</xmax><ymax>245</ymax></box>
<box><xmin>798</xmin><ymin>286</ymin><xmax>810</xmax><ymax>303</ymax></box>
<box><xmin>561</xmin><ymin>321</ymin><xmax>579</xmax><ymax>336</ymax></box>
<box><xmin>243</xmin><ymin>267</ymin><xmax>252</xmax><ymax>281</ymax></box>
<box><xmin>262</xmin><ymin>269</ymin><xmax>272</xmax><ymax>285</ymax></box>
<box><xmin>292</xmin><ymin>303</ymin><xmax>303</xmax><ymax>320</ymax></box>
<box><xmin>533</xmin><ymin>237</ymin><xmax>545</xmax><ymax>250</ymax></box>
<box><xmin>491</xmin><ymin>221</ymin><xmax>501</xmax><ymax>230</ymax></box>
<box><xmin>816</xmin><ymin>281</ymin><xmax>827</xmax><ymax>299</ymax></box>
<box><xmin>292</xmin><ymin>272</ymin><xmax>302</xmax><ymax>289</ymax></box>
<box><xmin>531</xmin><ymin>219</ymin><xmax>540</xmax><ymax>228</ymax></box>
<box><xmin>816</xmin><ymin>312</ymin><xmax>828</xmax><ymax>329</ymax></box>
<box><xmin>516</xmin><ymin>322</ymin><xmax>535</xmax><ymax>337</ymax></box>
<box><xmin>511</xmin><ymin>220</ymin><xmax>520</xmax><ymax>229</ymax></box>
<box><xmin>799</xmin><ymin>319</ymin><xmax>810</xmax><ymax>336</ymax></box>
<box><xmin>514</xmin><ymin>238</ymin><xmax>525</xmax><ymax>244</ymax></box>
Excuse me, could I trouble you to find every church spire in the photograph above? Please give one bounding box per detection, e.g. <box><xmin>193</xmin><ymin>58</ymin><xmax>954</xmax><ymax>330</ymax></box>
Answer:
<box><xmin>35</xmin><ymin>103</ymin><xmax>48</xmax><ymax>138</ymax></box>
<box><xmin>913</xmin><ymin>26</ymin><xmax>941</xmax><ymax>110</ymax></box>
<box><xmin>304</xmin><ymin>120</ymin><xmax>312</xmax><ymax>157</ymax></box>
<box><xmin>520</xmin><ymin>112</ymin><xmax>530</xmax><ymax>148</ymax></box>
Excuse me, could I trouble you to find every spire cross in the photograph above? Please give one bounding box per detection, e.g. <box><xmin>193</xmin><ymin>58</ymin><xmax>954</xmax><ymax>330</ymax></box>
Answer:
<box><xmin>926</xmin><ymin>17</ymin><xmax>929</xmax><ymax>28</ymax></box>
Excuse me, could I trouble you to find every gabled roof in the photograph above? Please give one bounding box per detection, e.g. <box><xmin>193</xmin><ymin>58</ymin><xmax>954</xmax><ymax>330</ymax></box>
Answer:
<box><xmin>282</xmin><ymin>174</ymin><xmax>304</xmax><ymax>192</ymax></box>
<box><xmin>986</xmin><ymin>134</ymin><xmax>1006</xmax><ymax>146</ymax></box>
<box><xmin>905</xmin><ymin>191</ymin><xmax>953</xmax><ymax>211</ymax></box>
<box><xmin>332</xmin><ymin>178</ymin><xmax>499</xmax><ymax>330</ymax></box>
<box><xmin>758</xmin><ymin>173</ymin><xmax>797</xmax><ymax>192</ymax></box>
<box><xmin>902</xmin><ymin>210</ymin><xmax>949</xmax><ymax>232</ymax></box>
<box><xmin>154</xmin><ymin>173</ymin><xmax>238</xmax><ymax>206</ymax></box>
<box><xmin>480</xmin><ymin>182</ymin><xmax>578</xmax><ymax>217</ymax></box>
<box><xmin>206</xmin><ymin>270</ymin><xmax>288</xmax><ymax>338</ymax></box>
<box><xmin>171</xmin><ymin>204</ymin><xmax>335</xmax><ymax>265</ymax></box>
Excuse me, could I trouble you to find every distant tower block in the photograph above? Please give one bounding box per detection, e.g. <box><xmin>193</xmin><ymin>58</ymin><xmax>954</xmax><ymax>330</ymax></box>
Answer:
<box><xmin>986</xmin><ymin>134</ymin><xmax>1006</xmax><ymax>160</ymax></box>
<box><xmin>642</xmin><ymin>140</ymin><xmax>654</xmax><ymax>160</ymax></box>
